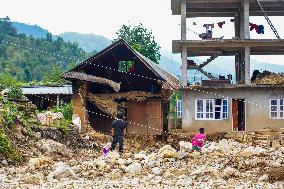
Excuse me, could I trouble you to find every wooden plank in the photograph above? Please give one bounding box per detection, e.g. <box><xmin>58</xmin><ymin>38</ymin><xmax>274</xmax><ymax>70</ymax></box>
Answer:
<box><xmin>146</xmin><ymin>100</ymin><xmax>162</xmax><ymax>135</ymax></box>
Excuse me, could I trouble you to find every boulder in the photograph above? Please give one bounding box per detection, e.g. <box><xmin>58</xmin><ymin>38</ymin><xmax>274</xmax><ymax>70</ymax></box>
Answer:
<box><xmin>47</xmin><ymin>162</ymin><xmax>76</xmax><ymax>181</ymax></box>
<box><xmin>222</xmin><ymin>167</ymin><xmax>237</xmax><ymax>179</ymax></box>
<box><xmin>36</xmin><ymin>139</ymin><xmax>72</xmax><ymax>158</ymax></box>
<box><xmin>158</xmin><ymin>145</ymin><xmax>177</xmax><ymax>158</ymax></box>
<box><xmin>151</xmin><ymin>167</ymin><xmax>162</xmax><ymax>176</ymax></box>
<box><xmin>258</xmin><ymin>174</ymin><xmax>269</xmax><ymax>182</ymax></box>
<box><xmin>125</xmin><ymin>162</ymin><xmax>142</xmax><ymax>174</ymax></box>
<box><xmin>106</xmin><ymin>151</ymin><xmax>120</xmax><ymax>164</ymax></box>
<box><xmin>28</xmin><ymin>156</ymin><xmax>53</xmax><ymax>170</ymax></box>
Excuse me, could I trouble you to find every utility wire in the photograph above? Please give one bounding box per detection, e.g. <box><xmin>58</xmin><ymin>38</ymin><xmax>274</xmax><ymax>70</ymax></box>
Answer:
<box><xmin>256</xmin><ymin>0</ymin><xmax>281</xmax><ymax>39</ymax></box>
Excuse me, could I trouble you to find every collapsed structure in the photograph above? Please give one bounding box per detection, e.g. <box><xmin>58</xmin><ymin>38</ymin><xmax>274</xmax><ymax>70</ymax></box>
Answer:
<box><xmin>63</xmin><ymin>39</ymin><xmax>178</xmax><ymax>134</ymax></box>
<box><xmin>172</xmin><ymin>0</ymin><xmax>284</xmax><ymax>132</ymax></box>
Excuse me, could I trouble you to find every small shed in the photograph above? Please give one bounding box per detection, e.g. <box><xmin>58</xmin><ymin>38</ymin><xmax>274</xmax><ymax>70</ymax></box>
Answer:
<box><xmin>63</xmin><ymin>39</ymin><xmax>179</xmax><ymax>134</ymax></box>
<box><xmin>21</xmin><ymin>85</ymin><xmax>72</xmax><ymax>109</ymax></box>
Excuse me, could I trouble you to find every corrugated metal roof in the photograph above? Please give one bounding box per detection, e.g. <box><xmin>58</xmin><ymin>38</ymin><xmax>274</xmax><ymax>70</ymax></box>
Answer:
<box><xmin>21</xmin><ymin>85</ymin><xmax>73</xmax><ymax>95</ymax></box>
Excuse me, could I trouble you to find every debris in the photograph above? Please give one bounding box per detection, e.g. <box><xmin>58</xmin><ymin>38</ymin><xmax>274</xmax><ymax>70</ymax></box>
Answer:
<box><xmin>151</xmin><ymin>167</ymin><xmax>163</xmax><ymax>176</ymax></box>
<box><xmin>158</xmin><ymin>145</ymin><xmax>177</xmax><ymax>158</ymax></box>
<box><xmin>47</xmin><ymin>162</ymin><xmax>77</xmax><ymax>181</ymax></box>
<box><xmin>125</xmin><ymin>162</ymin><xmax>142</xmax><ymax>174</ymax></box>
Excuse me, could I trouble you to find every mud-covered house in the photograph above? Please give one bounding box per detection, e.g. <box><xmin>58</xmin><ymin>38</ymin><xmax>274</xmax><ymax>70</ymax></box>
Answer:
<box><xmin>63</xmin><ymin>39</ymin><xmax>179</xmax><ymax>134</ymax></box>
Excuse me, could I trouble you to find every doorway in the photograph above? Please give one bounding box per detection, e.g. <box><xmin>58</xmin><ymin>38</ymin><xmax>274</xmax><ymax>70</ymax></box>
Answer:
<box><xmin>232</xmin><ymin>99</ymin><xmax>246</xmax><ymax>131</ymax></box>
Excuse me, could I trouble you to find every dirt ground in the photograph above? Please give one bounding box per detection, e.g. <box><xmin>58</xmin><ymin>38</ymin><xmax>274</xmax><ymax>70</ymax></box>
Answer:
<box><xmin>0</xmin><ymin>129</ymin><xmax>283</xmax><ymax>189</ymax></box>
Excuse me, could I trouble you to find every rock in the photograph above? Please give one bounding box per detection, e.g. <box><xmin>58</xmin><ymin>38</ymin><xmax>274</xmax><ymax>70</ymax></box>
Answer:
<box><xmin>34</xmin><ymin>132</ymin><xmax>41</xmax><ymax>140</ymax></box>
<box><xmin>134</xmin><ymin>152</ymin><xmax>148</xmax><ymax>161</ymax></box>
<box><xmin>133</xmin><ymin>142</ymin><xmax>141</xmax><ymax>149</ymax></box>
<box><xmin>272</xmin><ymin>161</ymin><xmax>282</xmax><ymax>167</ymax></box>
<box><xmin>21</xmin><ymin>173</ymin><xmax>44</xmax><ymax>185</ymax></box>
<box><xmin>57</xmin><ymin>144</ymin><xmax>73</xmax><ymax>158</ymax></box>
<box><xmin>240</xmin><ymin>146</ymin><xmax>267</xmax><ymax>157</ymax></box>
<box><xmin>28</xmin><ymin>156</ymin><xmax>53</xmax><ymax>170</ymax></box>
<box><xmin>151</xmin><ymin>167</ymin><xmax>162</xmax><ymax>176</ymax></box>
<box><xmin>222</xmin><ymin>167</ymin><xmax>237</xmax><ymax>179</ymax></box>
<box><xmin>36</xmin><ymin>139</ymin><xmax>72</xmax><ymax>158</ymax></box>
<box><xmin>47</xmin><ymin>162</ymin><xmax>76</xmax><ymax>181</ymax></box>
<box><xmin>1</xmin><ymin>160</ymin><xmax>8</xmax><ymax>166</ymax></box>
<box><xmin>258</xmin><ymin>174</ymin><xmax>269</xmax><ymax>182</ymax></box>
<box><xmin>116</xmin><ymin>158</ymin><xmax>125</xmax><ymax>165</ymax></box>
<box><xmin>125</xmin><ymin>162</ymin><xmax>142</xmax><ymax>174</ymax></box>
<box><xmin>158</xmin><ymin>145</ymin><xmax>177</xmax><ymax>158</ymax></box>
<box><xmin>125</xmin><ymin>158</ymin><xmax>133</xmax><ymax>165</ymax></box>
<box><xmin>162</xmin><ymin>170</ymin><xmax>175</xmax><ymax>179</ymax></box>
<box><xmin>179</xmin><ymin>141</ymin><xmax>192</xmax><ymax>152</ymax></box>
<box><xmin>106</xmin><ymin>151</ymin><xmax>120</xmax><ymax>164</ymax></box>
<box><xmin>94</xmin><ymin>159</ymin><xmax>107</xmax><ymax>170</ymax></box>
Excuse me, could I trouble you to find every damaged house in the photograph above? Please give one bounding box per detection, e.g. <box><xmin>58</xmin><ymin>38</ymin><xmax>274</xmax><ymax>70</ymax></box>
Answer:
<box><xmin>63</xmin><ymin>39</ymin><xmax>178</xmax><ymax>134</ymax></box>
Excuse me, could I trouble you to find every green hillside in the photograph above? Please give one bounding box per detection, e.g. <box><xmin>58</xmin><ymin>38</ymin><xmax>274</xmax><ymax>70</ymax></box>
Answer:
<box><xmin>60</xmin><ymin>32</ymin><xmax>111</xmax><ymax>53</ymax></box>
<box><xmin>0</xmin><ymin>17</ymin><xmax>88</xmax><ymax>82</ymax></box>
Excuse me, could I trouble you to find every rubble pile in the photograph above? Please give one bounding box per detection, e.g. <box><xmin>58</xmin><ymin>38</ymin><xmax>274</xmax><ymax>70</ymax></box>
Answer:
<box><xmin>0</xmin><ymin>135</ymin><xmax>283</xmax><ymax>188</ymax></box>
<box><xmin>254</xmin><ymin>73</ymin><xmax>284</xmax><ymax>85</ymax></box>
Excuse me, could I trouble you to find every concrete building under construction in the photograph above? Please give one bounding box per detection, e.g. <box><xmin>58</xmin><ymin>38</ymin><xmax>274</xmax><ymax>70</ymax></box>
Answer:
<box><xmin>172</xmin><ymin>0</ymin><xmax>284</xmax><ymax>133</ymax></box>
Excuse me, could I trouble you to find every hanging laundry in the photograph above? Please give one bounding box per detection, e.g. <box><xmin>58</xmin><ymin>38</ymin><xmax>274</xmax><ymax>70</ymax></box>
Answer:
<box><xmin>249</xmin><ymin>23</ymin><xmax>259</xmax><ymax>32</ymax></box>
<box><xmin>217</xmin><ymin>21</ymin><xmax>225</xmax><ymax>28</ymax></box>
<box><xmin>203</xmin><ymin>23</ymin><xmax>214</xmax><ymax>30</ymax></box>
<box><xmin>199</xmin><ymin>30</ymin><xmax>212</xmax><ymax>39</ymax></box>
<box><xmin>258</xmin><ymin>25</ymin><xmax>264</xmax><ymax>34</ymax></box>
<box><xmin>193</xmin><ymin>22</ymin><xmax>197</xmax><ymax>26</ymax></box>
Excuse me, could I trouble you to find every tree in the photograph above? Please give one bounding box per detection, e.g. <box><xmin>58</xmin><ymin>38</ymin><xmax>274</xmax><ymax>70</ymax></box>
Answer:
<box><xmin>0</xmin><ymin>73</ymin><xmax>19</xmax><ymax>91</ymax></box>
<box><xmin>43</xmin><ymin>64</ymin><xmax>66</xmax><ymax>85</ymax></box>
<box><xmin>113</xmin><ymin>24</ymin><xmax>161</xmax><ymax>63</ymax></box>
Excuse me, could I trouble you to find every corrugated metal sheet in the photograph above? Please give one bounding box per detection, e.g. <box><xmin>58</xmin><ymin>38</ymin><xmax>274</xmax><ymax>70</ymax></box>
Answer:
<box><xmin>22</xmin><ymin>85</ymin><xmax>73</xmax><ymax>95</ymax></box>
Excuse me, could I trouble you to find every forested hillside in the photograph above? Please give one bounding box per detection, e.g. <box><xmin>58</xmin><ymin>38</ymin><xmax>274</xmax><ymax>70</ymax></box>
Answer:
<box><xmin>0</xmin><ymin>17</ymin><xmax>89</xmax><ymax>82</ymax></box>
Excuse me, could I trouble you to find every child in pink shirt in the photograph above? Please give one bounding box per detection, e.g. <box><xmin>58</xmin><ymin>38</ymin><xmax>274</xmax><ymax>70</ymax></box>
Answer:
<box><xmin>191</xmin><ymin>128</ymin><xmax>206</xmax><ymax>151</ymax></box>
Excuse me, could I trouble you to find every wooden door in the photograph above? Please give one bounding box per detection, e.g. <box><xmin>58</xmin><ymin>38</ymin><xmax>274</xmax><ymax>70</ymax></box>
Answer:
<box><xmin>232</xmin><ymin>99</ymin><xmax>238</xmax><ymax>131</ymax></box>
<box><xmin>146</xmin><ymin>101</ymin><xmax>162</xmax><ymax>135</ymax></box>
<box><xmin>127</xmin><ymin>102</ymin><xmax>147</xmax><ymax>134</ymax></box>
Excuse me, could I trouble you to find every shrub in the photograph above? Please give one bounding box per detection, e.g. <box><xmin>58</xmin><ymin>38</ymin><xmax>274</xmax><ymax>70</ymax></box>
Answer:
<box><xmin>7</xmin><ymin>86</ymin><xmax>24</xmax><ymax>99</ymax></box>
<box><xmin>0</xmin><ymin>129</ymin><xmax>22</xmax><ymax>163</ymax></box>
<box><xmin>3</xmin><ymin>100</ymin><xmax>18</xmax><ymax>127</ymax></box>
<box><xmin>55</xmin><ymin>119</ymin><xmax>71</xmax><ymax>136</ymax></box>
<box><xmin>53</xmin><ymin>102</ymin><xmax>73</xmax><ymax>121</ymax></box>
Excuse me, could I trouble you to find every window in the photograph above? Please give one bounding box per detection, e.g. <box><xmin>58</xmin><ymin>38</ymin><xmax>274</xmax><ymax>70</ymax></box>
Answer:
<box><xmin>196</xmin><ymin>100</ymin><xmax>203</xmax><ymax>119</ymax></box>
<box><xmin>118</xmin><ymin>61</ymin><xmax>134</xmax><ymax>72</ymax></box>
<box><xmin>270</xmin><ymin>99</ymin><xmax>284</xmax><ymax>119</ymax></box>
<box><xmin>195</xmin><ymin>99</ymin><xmax>228</xmax><ymax>120</ymax></box>
<box><xmin>176</xmin><ymin>100</ymin><xmax>182</xmax><ymax>118</ymax></box>
<box><xmin>205</xmin><ymin>99</ymin><xmax>214</xmax><ymax>119</ymax></box>
<box><xmin>222</xmin><ymin>99</ymin><xmax>228</xmax><ymax>119</ymax></box>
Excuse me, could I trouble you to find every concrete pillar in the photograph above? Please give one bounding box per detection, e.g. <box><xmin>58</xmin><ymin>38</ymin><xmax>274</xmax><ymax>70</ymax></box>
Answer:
<box><xmin>240</xmin><ymin>0</ymin><xmax>250</xmax><ymax>39</ymax></box>
<box><xmin>244</xmin><ymin>46</ymin><xmax>251</xmax><ymax>85</ymax></box>
<box><xmin>181</xmin><ymin>0</ymin><xmax>187</xmax><ymax>40</ymax></box>
<box><xmin>234</xmin><ymin>13</ymin><xmax>240</xmax><ymax>38</ymax></box>
<box><xmin>182</xmin><ymin>91</ymin><xmax>190</xmax><ymax>131</ymax></box>
<box><xmin>235</xmin><ymin>54</ymin><xmax>240</xmax><ymax>83</ymax></box>
<box><xmin>181</xmin><ymin>45</ymin><xmax>188</xmax><ymax>86</ymax></box>
<box><xmin>240</xmin><ymin>51</ymin><xmax>245</xmax><ymax>84</ymax></box>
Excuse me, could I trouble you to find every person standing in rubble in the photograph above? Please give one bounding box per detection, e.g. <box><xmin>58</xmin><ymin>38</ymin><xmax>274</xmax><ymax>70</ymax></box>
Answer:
<box><xmin>191</xmin><ymin>128</ymin><xmax>206</xmax><ymax>151</ymax></box>
<box><xmin>110</xmin><ymin>111</ymin><xmax>127</xmax><ymax>153</ymax></box>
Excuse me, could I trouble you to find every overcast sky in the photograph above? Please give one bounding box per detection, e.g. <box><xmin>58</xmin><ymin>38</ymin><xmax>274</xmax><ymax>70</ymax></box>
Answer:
<box><xmin>1</xmin><ymin>0</ymin><xmax>284</xmax><ymax>65</ymax></box>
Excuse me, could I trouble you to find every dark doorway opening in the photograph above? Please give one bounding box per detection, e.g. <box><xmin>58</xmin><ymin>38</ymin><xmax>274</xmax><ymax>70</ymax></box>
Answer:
<box><xmin>87</xmin><ymin>101</ymin><xmax>113</xmax><ymax>134</ymax></box>
<box><xmin>232</xmin><ymin>99</ymin><xmax>246</xmax><ymax>131</ymax></box>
